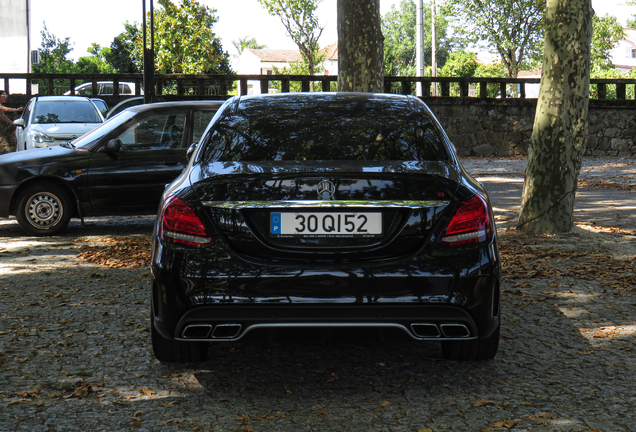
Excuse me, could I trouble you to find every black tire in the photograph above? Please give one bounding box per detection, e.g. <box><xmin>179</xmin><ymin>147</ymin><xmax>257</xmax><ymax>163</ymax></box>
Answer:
<box><xmin>16</xmin><ymin>183</ymin><xmax>73</xmax><ymax>236</ymax></box>
<box><xmin>150</xmin><ymin>310</ymin><xmax>208</xmax><ymax>363</ymax></box>
<box><xmin>441</xmin><ymin>322</ymin><xmax>500</xmax><ymax>361</ymax></box>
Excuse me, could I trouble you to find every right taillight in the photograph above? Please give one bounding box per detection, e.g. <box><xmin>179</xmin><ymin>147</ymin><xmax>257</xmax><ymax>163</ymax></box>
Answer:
<box><xmin>438</xmin><ymin>195</ymin><xmax>492</xmax><ymax>247</ymax></box>
<box><xmin>159</xmin><ymin>196</ymin><xmax>213</xmax><ymax>248</ymax></box>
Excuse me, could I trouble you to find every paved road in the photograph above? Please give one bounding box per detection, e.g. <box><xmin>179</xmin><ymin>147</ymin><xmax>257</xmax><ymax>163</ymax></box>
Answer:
<box><xmin>0</xmin><ymin>157</ymin><xmax>635</xmax><ymax>431</ymax></box>
<box><xmin>462</xmin><ymin>157</ymin><xmax>636</xmax><ymax>233</ymax></box>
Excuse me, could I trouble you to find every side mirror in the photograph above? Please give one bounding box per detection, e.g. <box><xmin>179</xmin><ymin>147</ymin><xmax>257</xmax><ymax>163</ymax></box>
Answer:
<box><xmin>100</xmin><ymin>138</ymin><xmax>121</xmax><ymax>153</ymax></box>
<box><xmin>14</xmin><ymin>118</ymin><xmax>25</xmax><ymax>127</ymax></box>
<box><xmin>186</xmin><ymin>142</ymin><xmax>198</xmax><ymax>161</ymax></box>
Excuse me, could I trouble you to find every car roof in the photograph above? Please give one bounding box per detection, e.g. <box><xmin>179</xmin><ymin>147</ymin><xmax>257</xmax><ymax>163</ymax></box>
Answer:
<box><xmin>231</xmin><ymin>92</ymin><xmax>415</xmax><ymax>114</ymax></box>
<box><xmin>237</xmin><ymin>91</ymin><xmax>411</xmax><ymax>101</ymax></box>
<box><xmin>235</xmin><ymin>92</ymin><xmax>414</xmax><ymax>107</ymax></box>
<box><xmin>126</xmin><ymin>100</ymin><xmax>226</xmax><ymax>113</ymax></box>
<box><xmin>77</xmin><ymin>81</ymin><xmax>136</xmax><ymax>85</ymax></box>
<box><xmin>33</xmin><ymin>95</ymin><xmax>95</xmax><ymax>102</ymax></box>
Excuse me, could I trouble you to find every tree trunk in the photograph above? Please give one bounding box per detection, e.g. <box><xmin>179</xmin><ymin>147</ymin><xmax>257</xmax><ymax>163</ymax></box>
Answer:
<box><xmin>517</xmin><ymin>0</ymin><xmax>593</xmax><ymax>234</ymax></box>
<box><xmin>337</xmin><ymin>0</ymin><xmax>384</xmax><ymax>92</ymax></box>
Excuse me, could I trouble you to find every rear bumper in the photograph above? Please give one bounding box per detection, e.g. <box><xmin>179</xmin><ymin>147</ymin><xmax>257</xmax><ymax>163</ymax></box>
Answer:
<box><xmin>159</xmin><ymin>304</ymin><xmax>490</xmax><ymax>342</ymax></box>
<box><xmin>151</xmin><ymin>231</ymin><xmax>501</xmax><ymax>343</ymax></box>
<box><xmin>151</xmin><ymin>265</ymin><xmax>501</xmax><ymax>343</ymax></box>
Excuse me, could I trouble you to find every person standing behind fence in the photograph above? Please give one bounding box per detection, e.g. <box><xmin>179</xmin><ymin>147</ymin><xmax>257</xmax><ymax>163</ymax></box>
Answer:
<box><xmin>0</xmin><ymin>90</ymin><xmax>24</xmax><ymax>153</ymax></box>
<box><xmin>0</xmin><ymin>91</ymin><xmax>23</xmax><ymax>125</ymax></box>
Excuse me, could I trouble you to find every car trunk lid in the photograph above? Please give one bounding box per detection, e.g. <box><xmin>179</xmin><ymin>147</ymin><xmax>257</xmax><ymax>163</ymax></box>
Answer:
<box><xmin>190</xmin><ymin>160</ymin><xmax>460</xmax><ymax>262</ymax></box>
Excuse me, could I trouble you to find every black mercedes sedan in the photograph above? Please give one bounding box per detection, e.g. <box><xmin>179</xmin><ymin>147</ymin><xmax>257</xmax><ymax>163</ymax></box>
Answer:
<box><xmin>150</xmin><ymin>93</ymin><xmax>501</xmax><ymax>362</ymax></box>
<box><xmin>0</xmin><ymin>101</ymin><xmax>222</xmax><ymax>236</ymax></box>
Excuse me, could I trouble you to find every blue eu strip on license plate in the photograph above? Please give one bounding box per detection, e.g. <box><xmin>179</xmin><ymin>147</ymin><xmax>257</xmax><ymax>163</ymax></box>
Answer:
<box><xmin>270</xmin><ymin>213</ymin><xmax>282</xmax><ymax>234</ymax></box>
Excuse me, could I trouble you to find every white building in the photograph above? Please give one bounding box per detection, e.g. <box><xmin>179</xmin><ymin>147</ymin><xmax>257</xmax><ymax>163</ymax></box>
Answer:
<box><xmin>609</xmin><ymin>28</ymin><xmax>636</xmax><ymax>72</ymax></box>
<box><xmin>232</xmin><ymin>43</ymin><xmax>339</xmax><ymax>95</ymax></box>
<box><xmin>0</xmin><ymin>0</ymin><xmax>37</xmax><ymax>93</ymax></box>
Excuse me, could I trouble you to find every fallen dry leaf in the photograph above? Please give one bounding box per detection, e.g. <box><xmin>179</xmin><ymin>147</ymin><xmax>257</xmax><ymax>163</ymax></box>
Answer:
<box><xmin>499</xmin><ymin>231</ymin><xmax>636</xmax><ymax>292</ymax></box>
<box><xmin>474</xmin><ymin>399</ymin><xmax>497</xmax><ymax>407</ymax></box>
<box><xmin>77</xmin><ymin>235</ymin><xmax>151</xmax><ymax>268</ymax></box>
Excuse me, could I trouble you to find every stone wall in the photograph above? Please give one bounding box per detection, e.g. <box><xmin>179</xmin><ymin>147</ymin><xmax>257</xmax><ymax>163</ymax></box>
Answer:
<box><xmin>425</xmin><ymin>98</ymin><xmax>636</xmax><ymax>157</ymax></box>
<box><xmin>2</xmin><ymin>96</ymin><xmax>635</xmax><ymax>157</ymax></box>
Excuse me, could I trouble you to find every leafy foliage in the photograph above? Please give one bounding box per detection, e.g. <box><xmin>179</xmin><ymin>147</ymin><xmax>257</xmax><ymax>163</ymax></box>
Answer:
<box><xmin>438</xmin><ymin>51</ymin><xmax>477</xmax><ymax>77</ymax></box>
<box><xmin>258</xmin><ymin>0</ymin><xmax>324</xmax><ymax>75</ymax></box>
<box><xmin>271</xmin><ymin>58</ymin><xmax>334</xmax><ymax>92</ymax></box>
<box><xmin>104</xmin><ymin>22</ymin><xmax>143</xmax><ymax>73</ymax></box>
<box><xmin>587</xmin><ymin>14</ymin><xmax>629</xmax><ymax>100</ymax></box>
<box><xmin>153</xmin><ymin>0</ymin><xmax>232</xmax><ymax>74</ymax></box>
<box><xmin>447</xmin><ymin>0</ymin><xmax>546</xmax><ymax>78</ymax></box>
<box><xmin>475</xmin><ymin>61</ymin><xmax>507</xmax><ymax>98</ymax></box>
<box><xmin>590</xmin><ymin>14</ymin><xmax>625</xmax><ymax>71</ymax></box>
<box><xmin>33</xmin><ymin>23</ymin><xmax>75</xmax><ymax>75</ymax></box>
<box><xmin>75</xmin><ymin>44</ymin><xmax>115</xmax><ymax>73</ymax></box>
<box><xmin>232</xmin><ymin>37</ymin><xmax>267</xmax><ymax>55</ymax></box>
<box><xmin>437</xmin><ymin>51</ymin><xmax>505</xmax><ymax>97</ymax></box>
<box><xmin>382</xmin><ymin>0</ymin><xmax>459</xmax><ymax>76</ymax></box>
<box><xmin>31</xmin><ymin>23</ymin><xmax>76</xmax><ymax>94</ymax></box>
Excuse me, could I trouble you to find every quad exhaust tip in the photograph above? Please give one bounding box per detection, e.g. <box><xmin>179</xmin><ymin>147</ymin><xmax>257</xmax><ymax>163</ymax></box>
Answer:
<box><xmin>439</xmin><ymin>323</ymin><xmax>471</xmax><ymax>338</ymax></box>
<box><xmin>211</xmin><ymin>324</ymin><xmax>243</xmax><ymax>339</ymax></box>
<box><xmin>181</xmin><ymin>324</ymin><xmax>212</xmax><ymax>339</ymax></box>
<box><xmin>181</xmin><ymin>323</ymin><xmax>243</xmax><ymax>340</ymax></box>
<box><xmin>411</xmin><ymin>323</ymin><xmax>471</xmax><ymax>339</ymax></box>
<box><xmin>181</xmin><ymin>322</ymin><xmax>469</xmax><ymax>341</ymax></box>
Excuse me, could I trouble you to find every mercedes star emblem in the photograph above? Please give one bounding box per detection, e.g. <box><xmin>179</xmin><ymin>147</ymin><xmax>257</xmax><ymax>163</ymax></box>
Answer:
<box><xmin>317</xmin><ymin>180</ymin><xmax>336</xmax><ymax>199</ymax></box>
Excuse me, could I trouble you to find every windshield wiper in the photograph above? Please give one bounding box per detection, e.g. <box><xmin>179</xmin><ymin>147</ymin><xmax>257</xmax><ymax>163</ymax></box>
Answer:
<box><xmin>60</xmin><ymin>141</ymin><xmax>76</xmax><ymax>149</ymax></box>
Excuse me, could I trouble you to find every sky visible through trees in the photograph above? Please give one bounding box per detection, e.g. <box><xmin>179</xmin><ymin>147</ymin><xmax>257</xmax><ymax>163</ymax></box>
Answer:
<box><xmin>29</xmin><ymin>0</ymin><xmax>633</xmax><ymax>61</ymax></box>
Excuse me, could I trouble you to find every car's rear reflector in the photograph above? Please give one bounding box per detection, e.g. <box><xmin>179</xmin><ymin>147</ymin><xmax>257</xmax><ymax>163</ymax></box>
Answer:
<box><xmin>159</xmin><ymin>196</ymin><xmax>213</xmax><ymax>248</ymax></box>
<box><xmin>438</xmin><ymin>195</ymin><xmax>491</xmax><ymax>247</ymax></box>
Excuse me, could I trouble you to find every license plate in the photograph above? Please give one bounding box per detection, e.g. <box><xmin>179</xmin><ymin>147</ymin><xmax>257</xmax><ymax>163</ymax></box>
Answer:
<box><xmin>270</xmin><ymin>212</ymin><xmax>382</xmax><ymax>237</ymax></box>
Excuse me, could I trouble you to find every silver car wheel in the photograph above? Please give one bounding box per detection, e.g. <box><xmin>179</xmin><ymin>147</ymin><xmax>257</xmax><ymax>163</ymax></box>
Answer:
<box><xmin>25</xmin><ymin>192</ymin><xmax>63</xmax><ymax>228</ymax></box>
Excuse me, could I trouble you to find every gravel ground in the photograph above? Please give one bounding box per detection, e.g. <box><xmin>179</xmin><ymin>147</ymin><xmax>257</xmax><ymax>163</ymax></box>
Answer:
<box><xmin>0</xmin><ymin>157</ymin><xmax>635</xmax><ymax>432</ymax></box>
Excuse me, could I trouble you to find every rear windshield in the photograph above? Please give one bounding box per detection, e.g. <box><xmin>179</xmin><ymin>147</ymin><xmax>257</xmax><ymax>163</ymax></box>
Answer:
<box><xmin>33</xmin><ymin>100</ymin><xmax>102</xmax><ymax>124</ymax></box>
<box><xmin>201</xmin><ymin>98</ymin><xmax>449</xmax><ymax>162</ymax></box>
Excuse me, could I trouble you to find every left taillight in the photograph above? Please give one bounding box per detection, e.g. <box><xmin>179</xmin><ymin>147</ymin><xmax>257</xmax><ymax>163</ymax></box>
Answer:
<box><xmin>159</xmin><ymin>196</ymin><xmax>214</xmax><ymax>248</ymax></box>
<box><xmin>438</xmin><ymin>195</ymin><xmax>492</xmax><ymax>247</ymax></box>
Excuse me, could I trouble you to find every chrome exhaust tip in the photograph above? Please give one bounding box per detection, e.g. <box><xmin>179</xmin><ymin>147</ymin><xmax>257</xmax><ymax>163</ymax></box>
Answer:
<box><xmin>181</xmin><ymin>324</ymin><xmax>213</xmax><ymax>339</ymax></box>
<box><xmin>410</xmin><ymin>323</ymin><xmax>441</xmax><ymax>338</ymax></box>
<box><xmin>439</xmin><ymin>323</ymin><xmax>471</xmax><ymax>338</ymax></box>
<box><xmin>211</xmin><ymin>323</ymin><xmax>243</xmax><ymax>339</ymax></box>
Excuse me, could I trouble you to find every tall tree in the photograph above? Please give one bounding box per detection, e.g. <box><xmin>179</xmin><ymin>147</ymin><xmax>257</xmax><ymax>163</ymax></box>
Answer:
<box><xmin>438</xmin><ymin>50</ymin><xmax>478</xmax><ymax>77</ymax></box>
<box><xmin>153</xmin><ymin>0</ymin><xmax>232</xmax><ymax>74</ymax></box>
<box><xmin>33</xmin><ymin>23</ymin><xmax>75</xmax><ymax>74</ymax></box>
<box><xmin>104</xmin><ymin>22</ymin><xmax>143</xmax><ymax>73</ymax></box>
<box><xmin>338</xmin><ymin>0</ymin><xmax>384</xmax><ymax>92</ymax></box>
<box><xmin>258</xmin><ymin>0</ymin><xmax>324</xmax><ymax>76</ymax></box>
<box><xmin>75</xmin><ymin>44</ymin><xmax>115</xmax><ymax>73</ymax></box>
<box><xmin>382</xmin><ymin>0</ymin><xmax>458</xmax><ymax>76</ymax></box>
<box><xmin>517</xmin><ymin>0</ymin><xmax>593</xmax><ymax>234</ymax></box>
<box><xmin>232</xmin><ymin>37</ymin><xmax>267</xmax><ymax>55</ymax></box>
<box><xmin>448</xmin><ymin>0</ymin><xmax>546</xmax><ymax>78</ymax></box>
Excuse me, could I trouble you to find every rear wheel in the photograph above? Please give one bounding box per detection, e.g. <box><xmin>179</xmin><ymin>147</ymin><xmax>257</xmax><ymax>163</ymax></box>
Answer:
<box><xmin>16</xmin><ymin>183</ymin><xmax>73</xmax><ymax>236</ymax></box>
<box><xmin>441</xmin><ymin>322</ymin><xmax>500</xmax><ymax>361</ymax></box>
<box><xmin>150</xmin><ymin>310</ymin><xmax>208</xmax><ymax>363</ymax></box>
